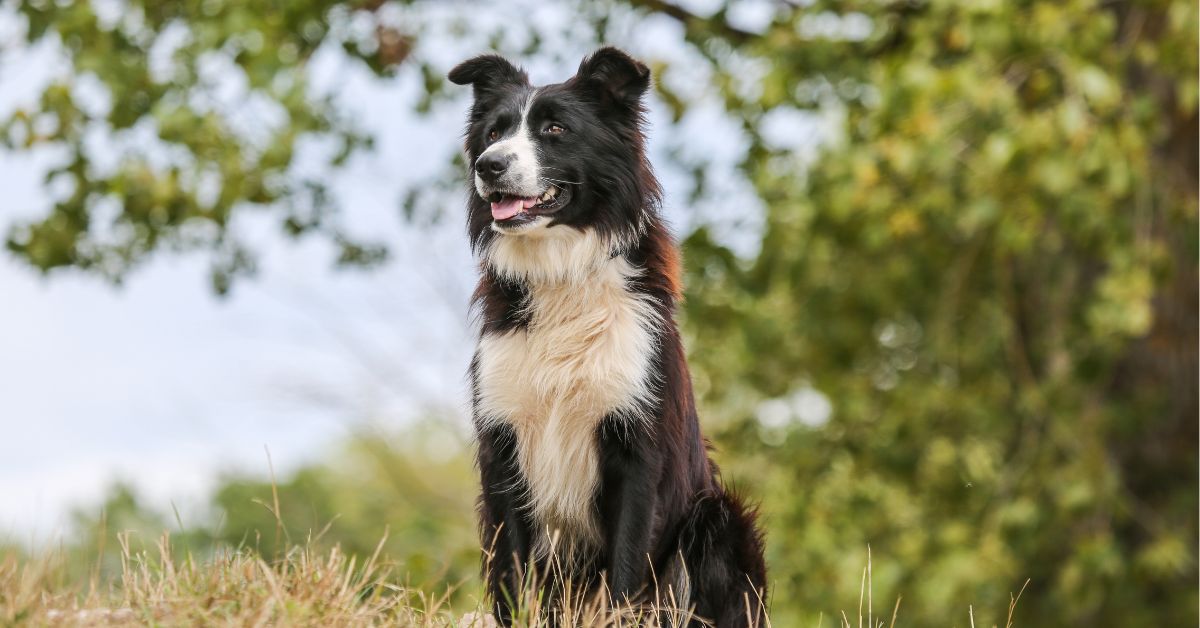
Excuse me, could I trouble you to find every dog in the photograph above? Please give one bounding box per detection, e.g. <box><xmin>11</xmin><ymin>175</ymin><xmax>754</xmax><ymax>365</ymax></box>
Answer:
<box><xmin>450</xmin><ymin>47</ymin><xmax>767</xmax><ymax>627</ymax></box>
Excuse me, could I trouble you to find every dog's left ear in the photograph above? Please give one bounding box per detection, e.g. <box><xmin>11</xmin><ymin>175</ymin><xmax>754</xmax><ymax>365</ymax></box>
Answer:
<box><xmin>572</xmin><ymin>47</ymin><xmax>651</xmax><ymax>110</ymax></box>
<box><xmin>448</xmin><ymin>54</ymin><xmax>529</xmax><ymax>98</ymax></box>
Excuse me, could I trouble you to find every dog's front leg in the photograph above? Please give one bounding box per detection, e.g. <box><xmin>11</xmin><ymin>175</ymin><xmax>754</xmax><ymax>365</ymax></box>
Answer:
<box><xmin>598</xmin><ymin>418</ymin><xmax>663</xmax><ymax>607</ymax></box>
<box><xmin>478</xmin><ymin>424</ymin><xmax>531</xmax><ymax>626</ymax></box>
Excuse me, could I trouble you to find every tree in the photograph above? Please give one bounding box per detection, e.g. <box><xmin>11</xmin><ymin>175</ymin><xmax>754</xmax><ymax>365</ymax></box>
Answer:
<box><xmin>666</xmin><ymin>1</ymin><xmax>1197</xmax><ymax>625</ymax></box>
<box><xmin>3</xmin><ymin>0</ymin><xmax>1196</xmax><ymax>625</ymax></box>
<box><xmin>51</xmin><ymin>426</ymin><xmax>480</xmax><ymax>604</ymax></box>
<box><xmin>2</xmin><ymin>0</ymin><xmax>410</xmax><ymax>292</ymax></box>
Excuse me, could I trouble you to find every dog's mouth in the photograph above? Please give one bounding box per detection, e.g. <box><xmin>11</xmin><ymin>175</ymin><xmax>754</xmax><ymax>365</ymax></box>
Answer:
<box><xmin>487</xmin><ymin>185</ymin><xmax>572</xmax><ymax>226</ymax></box>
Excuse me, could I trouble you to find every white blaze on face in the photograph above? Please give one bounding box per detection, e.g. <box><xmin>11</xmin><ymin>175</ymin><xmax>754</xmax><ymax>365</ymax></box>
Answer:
<box><xmin>474</xmin><ymin>89</ymin><xmax>541</xmax><ymax>198</ymax></box>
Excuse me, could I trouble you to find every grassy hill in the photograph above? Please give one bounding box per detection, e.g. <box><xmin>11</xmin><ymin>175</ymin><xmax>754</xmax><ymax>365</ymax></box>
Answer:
<box><xmin>3</xmin><ymin>531</ymin><xmax>1033</xmax><ymax>627</ymax></box>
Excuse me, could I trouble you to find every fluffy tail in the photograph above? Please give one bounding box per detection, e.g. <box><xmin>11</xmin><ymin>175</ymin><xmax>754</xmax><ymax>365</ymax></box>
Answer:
<box><xmin>674</xmin><ymin>489</ymin><xmax>768</xmax><ymax>627</ymax></box>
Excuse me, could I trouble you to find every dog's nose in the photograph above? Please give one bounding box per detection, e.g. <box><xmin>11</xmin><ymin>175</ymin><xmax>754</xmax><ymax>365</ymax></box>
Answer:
<box><xmin>476</xmin><ymin>153</ymin><xmax>511</xmax><ymax>182</ymax></box>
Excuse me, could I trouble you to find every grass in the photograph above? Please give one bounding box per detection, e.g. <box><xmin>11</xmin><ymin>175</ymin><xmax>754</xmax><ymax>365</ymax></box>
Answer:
<box><xmin>2</xmin><ymin>532</ymin><xmax>456</xmax><ymax>626</ymax></box>
<box><xmin>0</xmin><ymin>531</ymin><xmax>727</xmax><ymax>627</ymax></box>
<box><xmin>0</xmin><ymin>533</ymin><xmax>1028</xmax><ymax>627</ymax></box>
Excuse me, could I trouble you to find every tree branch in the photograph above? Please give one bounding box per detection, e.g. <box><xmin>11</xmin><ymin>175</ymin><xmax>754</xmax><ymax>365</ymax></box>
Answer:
<box><xmin>624</xmin><ymin>0</ymin><xmax>758</xmax><ymax>44</ymax></box>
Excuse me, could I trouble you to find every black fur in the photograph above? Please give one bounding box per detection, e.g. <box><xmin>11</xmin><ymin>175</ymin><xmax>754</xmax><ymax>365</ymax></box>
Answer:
<box><xmin>453</xmin><ymin>47</ymin><xmax>767</xmax><ymax>627</ymax></box>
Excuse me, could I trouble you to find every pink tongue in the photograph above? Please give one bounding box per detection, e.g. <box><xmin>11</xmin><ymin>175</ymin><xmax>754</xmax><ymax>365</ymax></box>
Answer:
<box><xmin>490</xmin><ymin>197</ymin><xmax>537</xmax><ymax>220</ymax></box>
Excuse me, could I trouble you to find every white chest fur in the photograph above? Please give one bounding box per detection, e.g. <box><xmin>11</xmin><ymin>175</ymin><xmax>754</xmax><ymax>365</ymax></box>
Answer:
<box><xmin>475</xmin><ymin>245</ymin><xmax>660</xmax><ymax>558</ymax></box>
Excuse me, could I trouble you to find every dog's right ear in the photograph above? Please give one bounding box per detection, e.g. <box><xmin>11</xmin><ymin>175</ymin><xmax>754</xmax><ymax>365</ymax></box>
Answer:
<box><xmin>448</xmin><ymin>54</ymin><xmax>529</xmax><ymax>97</ymax></box>
<box><xmin>572</xmin><ymin>47</ymin><xmax>650</xmax><ymax>111</ymax></box>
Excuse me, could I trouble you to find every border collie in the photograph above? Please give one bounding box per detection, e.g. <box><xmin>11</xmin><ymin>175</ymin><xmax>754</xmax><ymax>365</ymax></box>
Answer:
<box><xmin>450</xmin><ymin>47</ymin><xmax>767</xmax><ymax>627</ymax></box>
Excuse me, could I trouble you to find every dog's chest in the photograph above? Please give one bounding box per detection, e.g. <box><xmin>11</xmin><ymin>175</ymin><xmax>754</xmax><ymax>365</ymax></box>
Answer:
<box><xmin>475</xmin><ymin>263</ymin><xmax>658</xmax><ymax>552</ymax></box>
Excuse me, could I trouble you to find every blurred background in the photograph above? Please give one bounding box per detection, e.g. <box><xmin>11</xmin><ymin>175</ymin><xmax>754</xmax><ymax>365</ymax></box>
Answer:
<box><xmin>0</xmin><ymin>0</ymin><xmax>1195</xmax><ymax>625</ymax></box>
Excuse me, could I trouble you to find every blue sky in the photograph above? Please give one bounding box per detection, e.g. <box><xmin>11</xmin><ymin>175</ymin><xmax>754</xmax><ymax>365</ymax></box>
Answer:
<box><xmin>0</xmin><ymin>1</ymin><xmax>796</xmax><ymax>542</ymax></box>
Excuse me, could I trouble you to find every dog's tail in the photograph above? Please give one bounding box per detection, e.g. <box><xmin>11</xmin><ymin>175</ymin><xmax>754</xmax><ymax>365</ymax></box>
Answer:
<box><xmin>673</xmin><ymin>488</ymin><xmax>768</xmax><ymax>627</ymax></box>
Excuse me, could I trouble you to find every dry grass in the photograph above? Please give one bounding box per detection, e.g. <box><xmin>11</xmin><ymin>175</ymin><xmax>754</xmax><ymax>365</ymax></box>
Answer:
<box><xmin>1</xmin><ymin>535</ymin><xmax>1029</xmax><ymax>627</ymax></box>
<box><xmin>0</xmin><ymin>532</ymin><xmax>739</xmax><ymax>627</ymax></box>
<box><xmin>1</xmin><ymin>532</ymin><xmax>467</xmax><ymax>626</ymax></box>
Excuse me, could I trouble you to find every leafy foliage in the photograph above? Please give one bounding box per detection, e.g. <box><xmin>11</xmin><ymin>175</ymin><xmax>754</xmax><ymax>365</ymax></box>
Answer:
<box><xmin>61</xmin><ymin>426</ymin><xmax>481</xmax><ymax>603</ymax></box>
<box><xmin>3</xmin><ymin>1</ymin><xmax>1196</xmax><ymax>626</ymax></box>
<box><xmin>669</xmin><ymin>1</ymin><xmax>1197</xmax><ymax>625</ymax></box>
<box><xmin>210</xmin><ymin>426</ymin><xmax>479</xmax><ymax>591</ymax></box>
<box><xmin>2</xmin><ymin>0</ymin><xmax>409</xmax><ymax>292</ymax></box>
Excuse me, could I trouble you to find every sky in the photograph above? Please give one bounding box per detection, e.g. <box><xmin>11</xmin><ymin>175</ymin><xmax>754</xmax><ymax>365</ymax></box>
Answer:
<box><xmin>0</xmin><ymin>0</ymin><xmax>800</xmax><ymax>543</ymax></box>
<box><xmin>0</xmin><ymin>10</ymin><xmax>481</xmax><ymax>540</ymax></box>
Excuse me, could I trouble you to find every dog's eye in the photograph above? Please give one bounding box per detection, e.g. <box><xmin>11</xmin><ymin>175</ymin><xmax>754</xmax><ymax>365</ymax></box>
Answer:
<box><xmin>487</xmin><ymin>129</ymin><xmax>499</xmax><ymax>142</ymax></box>
<box><xmin>544</xmin><ymin>124</ymin><xmax>565</xmax><ymax>135</ymax></box>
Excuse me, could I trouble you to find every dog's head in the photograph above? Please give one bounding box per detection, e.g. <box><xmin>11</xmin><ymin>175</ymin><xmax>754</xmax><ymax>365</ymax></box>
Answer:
<box><xmin>450</xmin><ymin>47</ymin><xmax>659</xmax><ymax>258</ymax></box>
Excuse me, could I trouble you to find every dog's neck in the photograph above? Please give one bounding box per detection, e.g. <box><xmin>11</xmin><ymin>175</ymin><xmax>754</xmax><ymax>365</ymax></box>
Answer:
<box><xmin>477</xmin><ymin>218</ymin><xmax>683</xmax><ymax>329</ymax></box>
<box><xmin>483</xmin><ymin>226</ymin><xmax>626</xmax><ymax>287</ymax></box>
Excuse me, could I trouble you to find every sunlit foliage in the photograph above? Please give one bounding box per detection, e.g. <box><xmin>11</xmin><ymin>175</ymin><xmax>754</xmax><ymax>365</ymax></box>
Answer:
<box><xmin>3</xmin><ymin>1</ymin><xmax>1195</xmax><ymax>625</ymax></box>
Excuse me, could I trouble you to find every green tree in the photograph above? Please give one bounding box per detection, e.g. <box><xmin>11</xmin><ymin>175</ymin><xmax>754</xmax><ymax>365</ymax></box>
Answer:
<box><xmin>210</xmin><ymin>427</ymin><xmax>479</xmax><ymax>595</ymax></box>
<box><xmin>2</xmin><ymin>0</ymin><xmax>409</xmax><ymax>292</ymax></box>
<box><xmin>43</xmin><ymin>426</ymin><xmax>480</xmax><ymax>604</ymax></box>
<box><xmin>4</xmin><ymin>1</ymin><xmax>1196</xmax><ymax>625</ymax></box>
<box><xmin>665</xmin><ymin>1</ymin><xmax>1197</xmax><ymax>625</ymax></box>
<box><xmin>58</xmin><ymin>482</ymin><xmax>217</xmax><ymax>584</ymax></box>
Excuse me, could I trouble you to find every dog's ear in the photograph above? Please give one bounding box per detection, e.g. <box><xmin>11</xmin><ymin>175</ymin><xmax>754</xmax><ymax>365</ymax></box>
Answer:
<box><xmin>448</xmin><ymin>54</ymin><xmax>528</xmax><ymax>97</ymax></box>
<box><xmin>572</xmin><ymin>47</ymin><xmax>651</xmax><ymax>110</ymax></box>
